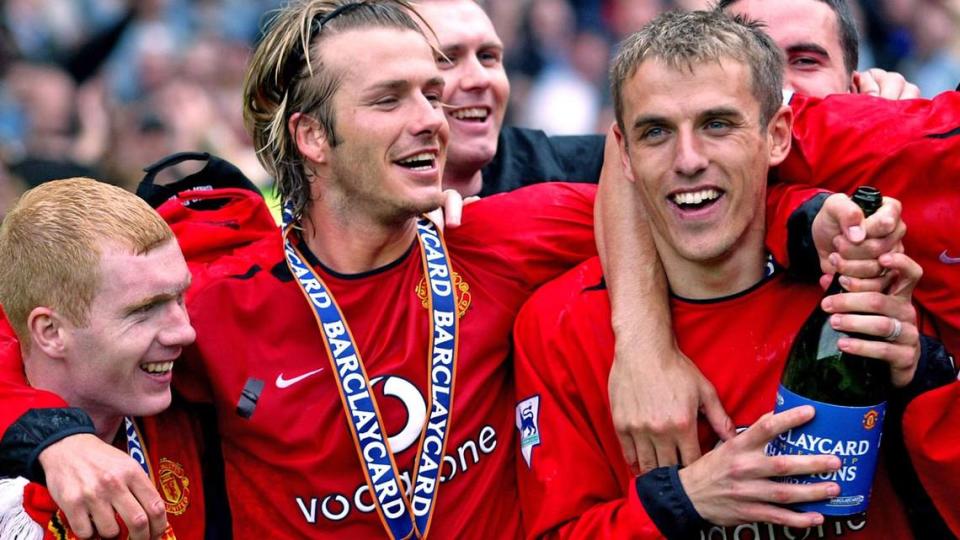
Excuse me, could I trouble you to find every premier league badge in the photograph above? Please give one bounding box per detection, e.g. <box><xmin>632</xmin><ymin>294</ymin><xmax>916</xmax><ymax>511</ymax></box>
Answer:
<box><xmin>516</xmin><ymin>395</ymin><xmax>541</xmax><ymax>468</ymax></box>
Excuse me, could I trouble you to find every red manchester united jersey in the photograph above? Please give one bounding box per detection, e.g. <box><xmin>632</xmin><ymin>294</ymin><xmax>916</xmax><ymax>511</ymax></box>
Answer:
<box><xmin>176</xmin><ymin>182</ymin><xmax>598</xmax><ymax>538</ymax></box>
<box><xmin>513</xmin><ymin>257</ymin><xmax>946</xmax><ymax>539</ymax></box>
<box><xmin>0</xmin><ymin>409</ymin><xmax>204</xmax><ymax>540</ymax></box>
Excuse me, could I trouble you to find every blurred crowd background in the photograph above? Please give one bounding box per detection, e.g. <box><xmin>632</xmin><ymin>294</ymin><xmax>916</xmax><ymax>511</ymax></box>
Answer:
<box><xmin>1</xmin><ymin>0</ymin><xmax>959</xmax><ymax>218</ymax></box>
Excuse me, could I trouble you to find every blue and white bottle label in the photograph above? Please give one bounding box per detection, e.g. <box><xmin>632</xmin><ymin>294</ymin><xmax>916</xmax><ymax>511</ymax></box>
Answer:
<box><xmin>767</xmin><ymin>385</ymin><xmax>885</xmax><ymax>516</ymax></box>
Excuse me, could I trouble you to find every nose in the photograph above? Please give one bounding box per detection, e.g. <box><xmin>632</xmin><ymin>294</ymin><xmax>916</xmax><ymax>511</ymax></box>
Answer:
<box><xmin>411</xmin><ymin>93</ymin><xmax>447</xmax><ymax>138</ymax></box>
<box><xmin>458</xmin><ymin>55</ymin><xmax>491</xmax><ymax>92</ymax></box>
<box><xmin>673</xmin><ymin>128</ymin><xmax>708</xmax><ymax>178</ymax></box>
<box><xmin>158</xmin><ymin>301</ymin><xmax>197</xmax><ymax>348</ymax></box>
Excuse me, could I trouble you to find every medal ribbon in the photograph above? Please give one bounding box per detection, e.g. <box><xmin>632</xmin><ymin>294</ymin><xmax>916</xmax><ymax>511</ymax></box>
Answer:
<box><xmin>281</xmin><ymin>207</ymin><xmax>458</xmax><ymax>539</ymax></box>
<box><xmin>124</xmin><ymin>417</ymin><xmax>154</xmax><ymax>480</ymax></box>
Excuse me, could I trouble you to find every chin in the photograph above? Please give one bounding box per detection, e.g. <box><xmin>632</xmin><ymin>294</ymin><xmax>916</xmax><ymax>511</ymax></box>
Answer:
<box><xmin>132</xmin><ymin>390</ymin><xmax>173</xmax><ymax>417</ymax></box>
<box><xmin>450</xmin><ymin>141</ymin><xmax>496</xmax><ymax>170</ymax></box>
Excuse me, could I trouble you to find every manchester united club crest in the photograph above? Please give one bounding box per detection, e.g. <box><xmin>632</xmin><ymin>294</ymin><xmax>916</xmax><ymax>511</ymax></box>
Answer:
<box><xmin>416</xmin><ymin>271</ymin><xmax>472</xmax><ymax>318</ymax></box>
<box><xmin>862</xmin><ymin>409</ymin><xmax>880</xmax><ymax>430</ymax></box>
<box><xmin>159</xmin><ymin>458</ymin><xmax>191</xmax><ymax>516</ymax></box>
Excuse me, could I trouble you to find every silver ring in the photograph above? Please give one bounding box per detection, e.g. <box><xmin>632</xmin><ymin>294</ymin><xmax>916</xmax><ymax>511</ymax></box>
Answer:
<box><xmin>885</xmin><ymin>318</ymin><xmax>903</xmax><ymax>342</ymax></box>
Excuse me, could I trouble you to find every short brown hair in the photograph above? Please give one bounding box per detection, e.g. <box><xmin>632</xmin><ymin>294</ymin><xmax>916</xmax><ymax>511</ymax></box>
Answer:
<box><xmin>242</xmin><ymin>0</ymin><xmax>433</xmax><ymax>221</ymax></box>
<box><xmin>611</xmin><ymin>10</ymin><xmax>784</xmax><ymax>132</ymax></box>
<box><xmin>0</xmin><ymin>178</ymin><xmax>173</xmax><ymax>340</ymax></box>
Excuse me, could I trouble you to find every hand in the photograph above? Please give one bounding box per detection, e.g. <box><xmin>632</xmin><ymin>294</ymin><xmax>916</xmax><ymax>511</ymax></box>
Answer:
<box><xmin>679</xmin><ymin>406</ymin><xmax>841</xmax><ymax>528</ymax></box>
<box><xmin>426</xmin><ymin>189</ymin><xmax>480</xmax><ymax>231</ymax></box>
<box><xmin>38</xmin><ymin>434</ymin><xmax>168</xmax><ymax>540</ymax></box>
<box><xmin>812</xmin><ymin>193</ymin><xmax>905</xmax><ymax>281</ymax></box>
<box><xmin>852</xmin><ymin>68</ymin><xmax>921</xmax><ymax>100</ymax></box>
<box><xmin>610</xmin><ymin>346</ymin><xmax>734</xmax><ymax>475</ymax></box>
<box><xmin>821</xmin><ymin>252</ymin><xmax>923</xmax><ymax>387</ymax></box>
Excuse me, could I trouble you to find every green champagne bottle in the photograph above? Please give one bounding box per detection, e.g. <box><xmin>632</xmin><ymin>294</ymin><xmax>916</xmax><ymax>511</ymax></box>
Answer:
<box><xmin>769</xmin><ymin>186</ymin><xmax>889</xmax><ymax>516</ymax></box>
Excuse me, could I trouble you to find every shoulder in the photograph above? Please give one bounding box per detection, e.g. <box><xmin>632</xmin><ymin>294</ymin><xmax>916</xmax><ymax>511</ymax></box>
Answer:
<box><xmin>516</xmin><ymin>257</ymin><xmax>608</xmax><ymax>340</ymax></box>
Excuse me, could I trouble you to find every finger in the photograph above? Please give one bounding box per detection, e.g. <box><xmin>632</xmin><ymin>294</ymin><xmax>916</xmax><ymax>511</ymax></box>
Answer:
<box><xmin>58</xmin><ymin>498</ymin><xmax>96</xmax><ymax>539</ymax></box>
<box><xmin>443</xmin><ymin>190</ymin><xmax>463</xmax><ymax>228</ymax></box>
<box><xmin>829</xmin><ymin>313</ymin><xmax>917</xmax><ymax>340</ymax></box>
<box><xmin>835</xmin><ymin>274</ymin><xmax>890</xmax><ymax>293</ymax></box>
<box><xmin>128</xmin><ymin>476</ymin><xmax>168</xmax><ymax>540</ymax></box>
<box><xmin>853</xmin><ymin>70</ymin><xmax>880</xmax><ymax>96</ymax></box>
<box><xmin>901</xmin><ymin>82</ymin><xmax>921</xmax><ymax>99</ymax></box>
<box><xmin>829</xmin><ymin>255</ymin><xmax>884</xmax><ymax>279</ymax></box>
<box><xmin>699</xmin><ymin>379</ymin><xmax>736</xmax><ymax>441</ymax></box>
<box><xmin>636</xmin><ymin>439</ymin><xmax>660</xmax><ymax>475</ymax></box>
<box><xmin>875</xmin><ymin>70</ymin><xmax>907</xmax><ymax>100</ymax></box>
<box><xmin>739</xmin><ymin>477</ymin><xmax>840</xmax><ymax>505</ymax></box>
<box><xmin>88</xmin><ymin>497</ymin><xmax>122</xmax><ymax>539</ymax></box>
<box><xmin>618</xmin><ymin>433</ymin><xmax>640</xmax><ymax>475</ymax></box>
<box><xmin>862</xmin><ymin>198</ymin><xmax>902</xmax><ymax>238</ymax></box>
<box><xmin>739</xmin><ymin>407</ymin><xmax>814</xmax><ymax>448</ymax></box>
<box><xmin>879</xmin><ymin>252</ymin><xmax>922</xmax><ymax>298</ymax></box>
<box><xmin>111</xmin><ymin>491</ymin><xmax>153</xmax><ymax>540</ymax></box>
<box><xmin>760</xmin><ymin>453</ymin><xmax>841</xmax><ymax>479</ymax></box>
<box><xmin>823</xmin><ymin>291</ymin><xmax>914</xmax><ymax>321</ymax></box>
<box><xmin>738</xmin><ymin>501</ymin><xmax>826</xmax><ymax>529</ymax></box>
<box><xmin>832</xmin><ymin>235</ymin><xmax>901</xmax><ymax>261</ymax></box>
<box><xmin>463</xmin><ymin>195</ymin><xmax>481</xmax><ymax>205</ymax></box>
<box><xmin>653</xmin><ymin>438</ymin><xmax>680</xmax><ymax>469</ymax></box>
<box><xmin>677</xmin><ymin>433</ymin><xmax>703</xmax><ymax>468</ymax></box>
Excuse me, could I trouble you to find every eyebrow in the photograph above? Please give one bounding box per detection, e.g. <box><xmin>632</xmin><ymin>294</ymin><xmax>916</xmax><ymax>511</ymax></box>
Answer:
<box><xmin>441</xmin><ymin>40</ymin><xmax>504</xmax><ymax>53</ymax></box>
<box><xmin>123</xmin><ymin>277</ymin><xmax>192</xmax><ymax>316</ymax></box>
<box><xmin>365</xmin><ymin>76</ymin><xmax>445</xmax><ymax>94</ymax></box>
<box><xmin>630</xmin><ymin>107</ymin><xmax>744</xmax><ymax>131</ymax></box>
<box><xmin>785</xmin><ymin>42</ymin><xmax>831</xmax><ymax>58</ymax></box>
<box><xmin>700</xmin><ymin>106</ymin><xmax>744</xmax><ymax>119</ymax></box>
<box><xmin>631</xmin><ymin>114</ymin><xmax>670</xmax><ymax>131</ymax></box>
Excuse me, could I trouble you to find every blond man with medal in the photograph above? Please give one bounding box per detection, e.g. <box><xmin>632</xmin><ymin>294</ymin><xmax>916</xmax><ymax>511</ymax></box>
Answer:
<box><xmin>0</xmin><ymin>179</ymin><xmax>203</xmax><ymax>539</ymax></box>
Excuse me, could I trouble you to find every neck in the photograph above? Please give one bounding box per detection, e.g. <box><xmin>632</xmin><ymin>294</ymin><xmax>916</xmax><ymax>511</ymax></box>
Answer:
<box><xmin>23</xmin><ymin>352</ymin><xmax>124</xmax><ymax>443</ymax></box>
<box><xmin>657</xmin><ymin>229</ymin><xmax>768</xmax><ymax>300</ymax></box>
<box><xmin>442</xmin><ymin>164</ymin><xmax>484</xmax><ymax>197</ymax></box>
<box><xmin>301</xmin><ymin>204</ymin><xmax>418</xmax><ymax>275</ymax></box>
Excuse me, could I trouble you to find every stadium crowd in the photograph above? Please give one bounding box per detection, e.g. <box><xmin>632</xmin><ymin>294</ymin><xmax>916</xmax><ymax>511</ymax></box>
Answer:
<box><xmin>1</xmin><ymin>0</ymin><xmax>959</xmax><ymax>214</ymax></box>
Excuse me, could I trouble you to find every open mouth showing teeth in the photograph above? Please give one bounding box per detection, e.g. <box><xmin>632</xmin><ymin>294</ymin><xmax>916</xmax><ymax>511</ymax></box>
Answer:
<box><xmin>670</xmin><ymin>188</ymin><xmax>722</xmax><ymax>210</ymax></box>
<box><xmin>450</xmin><ymin>107</ymin><xmax>489</xmax><ymax>122</ymax></box>
<box><xmin>397</xmin><ymin>152</ymin><xmax>437</xmax><ymax>171</ymax></box>
<box><xmin>141</xmin><ymin>361</ymin><xmax>174</xmax><ymax>375</ymax></box>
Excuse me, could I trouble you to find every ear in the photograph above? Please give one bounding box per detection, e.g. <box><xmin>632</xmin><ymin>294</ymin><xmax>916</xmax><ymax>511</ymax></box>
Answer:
<box><xmin>766</xmin><ymin>105</ymin><xmax>793</xmax><ymax>167</ymax></box>
<box><xmin>289</xmin><ymin>112</ymin><xmax>330</xmax><ymax>166</ymax></box>
<box><xmin>26</xmin><ymin>307</ymin><xmax>68</xmax><ymax>359</ymax></box>
<box><xmin>611</xmin><ymin>123</ymin><xmax>637</xmax><ymax>184</ymax></box>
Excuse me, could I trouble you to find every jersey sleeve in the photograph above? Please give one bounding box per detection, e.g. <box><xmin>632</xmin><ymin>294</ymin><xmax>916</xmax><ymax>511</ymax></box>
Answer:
<box><xmin>459</xmin><ymin>182</ymin><xmax>598</xmax><ymax>293</ymax></box>
<box><xmin>0</xmin><ymin>309</ymin><xmax>97</xmax><ymax>479</ymax></box>
<box><xmin>782</xmin><ymin>92</ymin><xmax>960</xmax><ymax>192</ymax></box>
<box><xmin>512</xmin><ymin>260</ymin><xmax>667</xmax><ymax>539</ymax></box>
<box><xmin>903</xmin><ymin>377</ymin><xmax>960</xmax><ymax>535</ymax></box>
<box><xmin>764</xmin><ymin>182</ymin><xmax>829</xmax><ymax>274</ymax></box>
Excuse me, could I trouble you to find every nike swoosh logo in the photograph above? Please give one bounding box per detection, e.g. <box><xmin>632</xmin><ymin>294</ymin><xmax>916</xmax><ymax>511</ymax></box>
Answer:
<box><xmin>940</xmin><ymin>250</ymin><xmax>960</xmax><ymax>265</ymax></box>
<box><xmin>276</xmin><ymin>367</ymin><xmax>326</xmax><ymax>389</ymax></box>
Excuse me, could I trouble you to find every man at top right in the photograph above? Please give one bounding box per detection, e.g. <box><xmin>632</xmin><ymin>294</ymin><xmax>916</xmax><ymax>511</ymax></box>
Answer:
<box><xmin>720</xmin><ymin>0</ymin><xmax>919</xmax><ymax>99</ymax></box>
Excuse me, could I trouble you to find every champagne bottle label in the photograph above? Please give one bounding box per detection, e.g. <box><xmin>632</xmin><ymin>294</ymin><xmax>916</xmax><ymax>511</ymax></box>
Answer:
<box><xmin>767</xmin><ymin>385</ymin><xmax>886</xmax><ymax>516</ymax></box>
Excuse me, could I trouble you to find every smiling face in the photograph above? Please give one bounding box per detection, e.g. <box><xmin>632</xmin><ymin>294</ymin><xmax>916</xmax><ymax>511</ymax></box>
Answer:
<box><xmin>725</xmin><ymin>0</ymin><xmax>852</xmax><ymax>97</ymax></box>
<box><xmin>416</xmin><ymin>0</ymin><xmax>510</xmax><ymax>180</ymax></box>
<box><xmin>61</xmin><ymin>239</ymin><xmax>195</xmax><ymax>423</ymax></box>
<box><xmin>616</xmin><ymin>58</ymin><xmax>790</xmax><ymax>271</ymax></box>
<box><xmin>315</xmin><ymin>27</ymin><xmax>449</xmax><ymax>223</ymax></box>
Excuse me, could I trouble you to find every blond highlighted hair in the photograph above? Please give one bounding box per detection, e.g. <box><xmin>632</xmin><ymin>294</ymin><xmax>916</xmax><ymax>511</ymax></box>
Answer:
<box><xmin>0</xmin><ymin>178</ymin><xmax>173</xmax><ymax>340</ymax></box>
<box><xmin>242</xmin><ymin>0</ymin><xmax>434</xmax><ymax>221</ymax></box>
